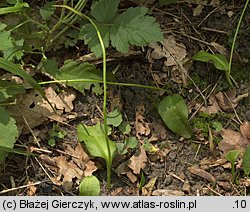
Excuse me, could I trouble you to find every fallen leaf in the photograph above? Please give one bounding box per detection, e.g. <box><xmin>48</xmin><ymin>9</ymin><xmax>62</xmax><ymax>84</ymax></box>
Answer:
<box><xmin>193</xmin><ymin>4</ymin><xmax>204</xmax><ymax>16</ymax></box>
<box><xmin>218</xmin><ymin>128</ymin><xmax>249</xmax><ymax>155</ymax></box>
<box><xmin>65</xmin><ymin>143</ymin><xmax>97</xmax><ymax>177</ymax></box>
<box><xmin>211</xmin><ymin>42</ymin><xmax>227</xmax><ymax>55</ymax></box>
<box><xmin>215</xmin><ymin>90</ymin><xmax>238</xmax><ymax>111</ymax></box>
<box><xmin>7</xmin><ymin>87</ymin><xmax>76</xmax><ymax>134</ymax></box>
<box><xmin>128</xmin><ymin>148</ymin><xmax>147</xmax><ymax>174</ymax></box>
<box><xmin>240</xmin><ymin>121</ymin><xmax>250</xmax><ymax>140</ymax></box>
<box><xmin>152</xmin><ymin>189</ymin><xmax>185</xmax><ymax>196</ymax></box>
<box><xmin>142</xmin><ymin>177</ymin><xmax>157</xmax><ymax>196</ymax></box>
<box><xmin>135</xmin><ymin>112</ymin><xmax>150</xmax><ymax>138</ymax></box>
<box><xmin>54</xmin><ymin>156</ymin><xmax>84</xmax><ymax>190</ymax></box>
<box><xmin>188</xmin><ymin>166</ymin><xmax>216</xmax><ymax>183</ymax></box>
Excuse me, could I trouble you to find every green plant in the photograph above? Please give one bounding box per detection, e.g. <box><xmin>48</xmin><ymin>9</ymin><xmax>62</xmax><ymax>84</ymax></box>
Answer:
<box><xmin>56</xmin><ymin>0</ymin><xmax>163</xmax><ymax>190</ymax></box>
<box><xmin>79</xmin><ymin>175</ymin><xmax>100</xmax><ymax>196</ymax></box>
<box><xmin>157</xmin><ymin>94</ymin><xmax>193</xmax><ymax>138</ymax></box>
<box><xmin>0</xmin><ymin>58</ymin><xmax>52</xmax><ymax>163</ymax></box>
<box><xmin>48</xmin><ymin>124</ymin><xmax>65</xmax><ymax>147</ymax></box>
<box><xmin>193</xmin><ymin>0</ymin><xmax>249</xmax><ymax>87</ymax></box>
<box><xmin>225</xmin><ymin>150</ymin><xmax>241</xmax><ymax>183</ymax></box>
<box><xmin>243</xmin><ymin>144</ymin><xmax>250</xmax><ymax>177</ymax></box>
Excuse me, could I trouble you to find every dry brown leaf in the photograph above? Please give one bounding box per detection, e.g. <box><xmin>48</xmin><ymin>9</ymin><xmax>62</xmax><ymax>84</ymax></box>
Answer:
<box><xmin>193</xmin><ymin>4</ymin><xmax>204</xmax><ymax>16</ymax></box>
<box><xmin>142</xmin><ymin>177</ymin><xmax>157</xmax><ymax>196</ymax></box>
<box><xmin>218</xmin><ymin>128</ymin><xmax>249</xmax><ymax>155</ymax></box>
<box><xmin>210</xmin><ymin>0</ymin><xmax>220</xmax><ymax>6</ymax></box>
<box><xmin>211</xmin><ymin>42</ymin><xmax>227</xmax><ymax>55</ymax></box>
<box><xmin>126</xmin><ymin>171</ymin><xmax>138</xmax><ymax>183</ymax></box>
<box><xmin>149</xmin><ymin>36</ymin><xmax>186</xmax><ymax>67</ymax></box>
<box><xmin>7</xmin><ymin>87</ymin><xmax>76</xmax><ymax>134</ymax></box>
<box><xmin>240</xmin><ymin>121</ymin><xmax>250</xmax><ymax>140</ymax></box>
<box><xmin>215</xmin><ymin>90</ymin><xmax>238</xmax><ymax>111</ymax></box>
<box><xmin>188</xmin><ymin>166</ymin><xmax>216</xmax><ymax>183</ymax></box>
<box><xmin>54</xmin><ymin>156</ymin><xmax>84</xmax><ymax>190</ymax></box>
<box><xmin>26</xmin><ymin>182</ymin><xmax>37</xmax><ymax>196</ymax></box>
<box><xmin>152</xmin><ymin>189</ymin><xmax>185</xmax><ymax>196</ymax></box>
<box><xmin>135</xmin><ymin>112</ymin><xmax>150</xmax><ymax>138</ymax></box>
<box><xmin>128</xmin><ymin>148</ymin><xmax>147</xmax><ymax>174</ymax></box>
<box><xmin>65</xmin><ymin>143</ymin><xmax>97</xmax><ymax>177</ymax></box>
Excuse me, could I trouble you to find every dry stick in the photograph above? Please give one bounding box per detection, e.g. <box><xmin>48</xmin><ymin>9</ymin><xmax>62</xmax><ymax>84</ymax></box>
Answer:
<box><xmin>223</xmin><ymin>92</ymin><xmax>243</xmax><ymax>125</ymax></box>
<box><xmin>0</xmin><ymin>181</ymin><xmax>48</xmax><ymax>195</ymax></box>
<box><xmin>198</xmin><ymin>6</ymin><xmax>219</xmax><ymax>27</ymax></box>
<box><xmin>201</xmin><ymin>27</ymin><xmax>228</xmax><ymax>35</ymax></box>
<box><xmin>35</xmin><ymin>157</ymin><xmax>55</xmax><ymax>183</ymax></box>
<box><xmin>182</xmin><ymin>13</ymin><xmax>214</xmax><ymax>53</ymax></box>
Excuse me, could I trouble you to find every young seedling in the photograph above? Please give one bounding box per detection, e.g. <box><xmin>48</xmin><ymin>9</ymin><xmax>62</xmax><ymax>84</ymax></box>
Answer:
<box><xmin>225</xmin><ymin>150</ymin><xmax>241</xmax><ymax>183</ymax></box>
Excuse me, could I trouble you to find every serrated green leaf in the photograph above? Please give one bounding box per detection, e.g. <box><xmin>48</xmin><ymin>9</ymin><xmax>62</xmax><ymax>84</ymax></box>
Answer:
<box><xmin>192</xmin><ymin>51</ymin><xmax>229</xmax><ymax>72</ymax></box>
<box><xmin>79</xmin><ymin>23</ymin><xmax>110</xmax><ymax>57</ymax></box>
<box><xmin>0</xmin><ymin>106</ymin><xmax>18</xmax><ymax>163</ymax></box>
<box><xmin>91</xmin><ymin>0</ymin><xmax>120</xmax><ymax>23</ymax></box>
<box><xmin>110</xmin><ymin>7</ymin><xmax>163</xmax><ymax>53</ymax></box>
<box><xmin>39</xmin><ymin>1</ymin><xmax>55</xmax><ymax>20</ymax></box>
<box><xmin>243</xmin><ymin>144</ymin><xmax>250</xmax><ymax>176</ymax></box>
<box><xmin>107</xmin><ymin>108</ymin><xmax>123</xmax><ymax>127</ymax></box>
<box><xmin>79</xmin><ymin>176</ymin><xmax>100</xmax><ymax>196</ymax></box>
<box><xmin>158</xmin><ymin>94</ymin><xmax>193</xmax><ymax>138</ymax></box>
<box><xmin>77</xmin><ymin>123</ymin><xmax>116</xmax><ymax>163</ymax></box>
<box><xmin>0</xmin><ymin>79</ymin><xmax>25</xmax><ymax>102</ymax></box>
<box><xmin>42</xmin><ymin>59</ymin><xmax>103</xmax><ymax>94</ymax></box>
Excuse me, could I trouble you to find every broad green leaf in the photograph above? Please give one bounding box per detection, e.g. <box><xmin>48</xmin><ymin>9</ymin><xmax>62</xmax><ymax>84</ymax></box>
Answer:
<box><xmin>158</xmin><ymin>94</ymin><xmax>192</xmax><ymax>138</ymax></box>
<box><xmin>110</xmin><ymin>7</ymin><xmax>163</xmax><ymax>53</ymax></box>
<box><xmin>243</xmin><ymin>145</ymin><xmax>250</xmax><ymax>176</ymax></box>
<box><xmin>107</xmin><ymin>108</ymin><xmax>123</xmax><ymax>127</ymax></box>
<box><xmin>39</xmin><ymin>1</ymin><xmax>55</xmax><ymax>20</ymax></box>
<box><xmin>42</xmin><ymin>59</ymin><xmax>103</xmax><ymax>94</ymax></box>
<box><xmin>0</xmin><ymin>58</ymin><xmax>52</xmax><ymax>108</ymax></box>
<box><xmin>79</xmin><ymin>23</ymin><xmax>110</xmax><ymax>57</ymax></box>
<box><xmin>225</xmin><ymin>150</ymin><xmax>240</xmax><ymax>164</ymax></box>
<box><xmin>79</xmin><ymin>176</ymin><xmax>100</xmax><ymax>196</ymax></box>
<box><xmin>0</xmin><ymin>107</ymin><xmax>18</xmax><ymax>163</ymax></box>
<box><xmin>77</xmin><ymin>123</ymin><xmax>116</xmax><ymax>163</ymax></box>
<box><xmin>192</xmin><ymin>51</ymin><xmax>229</xmax><ymax>72</ymax></box>
<box><xmin>0</xmin><ymin>79</ymin><xmax>25</xmax><ymax>102</ymax></box>
<box><xmin>91</xmin><ymin>0</ymin><xmax>120</xmax><ymax>23</ymax></box>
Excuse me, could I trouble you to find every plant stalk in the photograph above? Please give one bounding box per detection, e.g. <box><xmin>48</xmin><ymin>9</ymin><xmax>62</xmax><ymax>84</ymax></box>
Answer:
<box><xmin>228</xmin><ymin>0</ymin><xmax>249</xmax><ymax>86</ymax></box>
<box><xmin>54</xmin><ymin>4</ymin><xmax>112</xmax><ymax>189</ymax></box>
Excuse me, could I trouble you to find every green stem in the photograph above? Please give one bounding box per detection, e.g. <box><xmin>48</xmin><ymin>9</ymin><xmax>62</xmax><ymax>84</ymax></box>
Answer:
<box><xmin>228</xmin><ymin>0</ymin><xmax>249</xmax><ymax>86</ymax></box>
<box><xmin>54</xmin><ymin>4</ymin><xmax>112</xmax><ymax>189</ymax></box>
<box><xmin>39</xmin><ymin>79</ymin><xmax>170</xmax><ymax>93</ymax></box>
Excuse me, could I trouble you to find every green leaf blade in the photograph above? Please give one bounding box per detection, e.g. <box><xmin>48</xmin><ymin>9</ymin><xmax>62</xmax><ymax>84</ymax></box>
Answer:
<box><xmin>79</xmin><ymin>23</ymin><xmax>110</xmax><ymax>57</ymax></box>
<box><xmin>110</xmin><ymin>7</ymin><xmax>163</xmax><ymax>53</ymax></box>
<box><xmin>79</xmin><ymin>176</ymin><xmax>100</xmax><ymax>196</ymax></box>
<box><xmin>0</xmin><ymin>80</ymin><xmax>25</xmax><ymax>102</ymax></box>
<box><xmin>158</xmin><ymin>94</ymin><xmax>192</xmax><ymax>138</ymax></box>
<box><xmin>0</xmin><ymin>107</ymin><xmax>18</xmax><ymax>163</ymax></box>
<box><xmin>243</xmin><ymin>144</ymin><xmax>250</xmax><ymax>176</ymax></box>
<box><xmin>77</xmin><ymin>123</ymin><xmax>116</xmax><ymax>163</ymax></box>
<box><xmin>192</xmin><ymin>51</ymin><xmax>229</xmax><ymax>71</ymax></box>
<box><xmin>91</xmin><ymin>0</ymin><xmax>120</xmax><ymax>23</ymax></box>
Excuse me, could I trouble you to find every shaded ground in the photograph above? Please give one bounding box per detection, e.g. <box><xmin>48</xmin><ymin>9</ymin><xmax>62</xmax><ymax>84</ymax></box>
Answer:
<box><xmin>1</xmin><ymin>1</ymin><xmax>250</xmax><ymax>196</ymax></box>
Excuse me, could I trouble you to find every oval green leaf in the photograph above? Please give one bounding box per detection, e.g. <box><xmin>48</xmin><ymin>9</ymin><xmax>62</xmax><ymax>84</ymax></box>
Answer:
<box><xmin>79</xmin><ymin>176</ymin><xmax>100</xmax><ymax>196</ymax></box>
<box><xmin>158</xmin><ymin>94</ymin><xmax>192</xmax><ymax>138</ymax></box>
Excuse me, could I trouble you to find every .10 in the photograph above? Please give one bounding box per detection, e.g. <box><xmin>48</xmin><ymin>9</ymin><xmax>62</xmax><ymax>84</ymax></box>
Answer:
<box><xmin>235</xmin><ymin>200</ymin><xmax>247</xmax><ymax>208</ymax></box>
